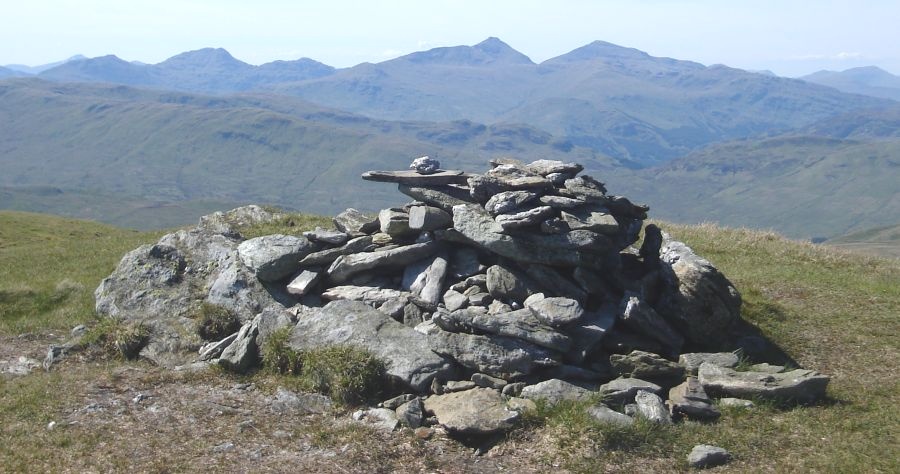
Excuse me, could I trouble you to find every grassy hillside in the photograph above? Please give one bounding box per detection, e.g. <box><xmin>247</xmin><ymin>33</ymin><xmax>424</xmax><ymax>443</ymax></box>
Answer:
<box><xmin>1</xmin><ymin>213</ymin><xmax>898</xmax><ymax>471</ymax></box>
<box><xmin>615</xmin><ymin>136</ymin><xmax>900</xmax><ymax>239</ymax></box>
<box><xmin>827</xmin><ymin>223</ymin><xmax>900</xmax><ymax>258</ymax></box>
<box><xmin>0</xmin><ymin>79</ymin><xmax>617</xmax><ymax>227</ymax></box>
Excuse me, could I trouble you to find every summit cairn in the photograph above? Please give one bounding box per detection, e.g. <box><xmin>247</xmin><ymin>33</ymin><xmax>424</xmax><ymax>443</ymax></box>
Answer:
<box><xmin>95</xmin><ymin>157</ymin><xmax>830</xmax><ymax>438</ymax></box>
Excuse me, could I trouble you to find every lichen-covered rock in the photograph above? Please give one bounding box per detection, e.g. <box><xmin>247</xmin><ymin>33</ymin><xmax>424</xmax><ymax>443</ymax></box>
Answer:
<box><xmin>238</xmin><ymin>234</ymin><xmax>317</xmax><ymax>282</ymax></box>
<box><xmin>698</xmin><ymin>362</ymin><xmax>830</xmax><ymax>403</ymax></box>
<box><xmin>424</xmin><ymin>387</ymin><xmax>520</xmax><ymax>435</ymax></box>
<box><xmin>520</xmin><ymin>378</ymin><xmax>595</xmax><ymax>405</ymax></box>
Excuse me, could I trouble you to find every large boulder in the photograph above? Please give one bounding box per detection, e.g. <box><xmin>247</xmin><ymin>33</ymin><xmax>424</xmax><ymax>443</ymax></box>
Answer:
<box><xmin>238</xmin><ymin>234</ymin><xmax>317</xmax><ymax>282</ymax></box>
<box><xmin>656</xmin><ymin>236</ymin><xmax>742</xmax><ymax>348</ymax></box>
<box><xmin>95</xmin><ymin>206</ymin><xmax>285</xmax><ymax>367</ymax></box>
<box><xmin>288</xmin><ymin>300</ymin><xmax>455</xmax><ymax>392</ymax></box>
<box><xmin>424</xmin><ymin>388</ymin><xmax>521</xmax><ymax>435</ymax></box>
<box><xmin>698</xmin><ymin>363</ymin><xmax>830</xmax><ymax>403</ymax></box>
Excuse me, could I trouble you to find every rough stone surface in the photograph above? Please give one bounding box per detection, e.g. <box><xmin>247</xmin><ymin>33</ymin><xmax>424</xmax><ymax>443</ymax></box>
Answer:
<box><xmin>298</xmin><ymin>236</ymin><xmax>375</xmax><ymax>266</ymax></box>
<box><xmin>435</xmin><ymin>308</ymin><xmax>572</xmax><ymax>352</ymax></box>
<box><xmin>586</xmin><ymin>404</ymin><xmax>634</xmax><ymax>426</ymax></box>
<box><xmin>327</xmin><ymin>241</ymin><xmax>438</xmax><ymax>283</ymax></box>
<box><xmin>238</xmin><ymin>234</ymin><xmax>317</xmax><ymax>282</ymax></box>
<box><xmin>471</xmin><ymin>373</ymin><xmax>507</xmax><ymax>389</ymax></box>
<box><xmin>410</xmin><ymin>156</ymin><xmax>440</xmax><ymax>174</ymax></box>
<box><xmin>619</xmin><ymin>295</ymin><xmax>684</xmax><ymax>356</ymax></box>
<box><xmin>495</xmin><ymin>206</ymin><xmax>554</xmax><ymax>230</ymax></box>
<box><xmin>668</xmin><ymin>377</ymin><xmax>721</xmax><ymax>421</ymax></box>
<box><xmin>679</xmin><ymin>352</ymin><xmax>740</xmax><ymax>375</ymax></box>
<box><xmin>520</xmin><ymin>378</ymin><xmax>595</xmax><ymax>405</ymax></box>
<box><xmin>378</xmin><ymin>209</ymin><xmax>413</xmax><ymax>236</ymax></box>
<box><xmin>408</xmin><ymin>205</ymin><xmax>452</xmax><ymax>231</ymax></box>
<box><xmin>428</xmin><ymin>328</ymin><xmax>560</xmax><ymax>380</ymax></box>
<box><xmin>398</xmin><ymin>184</ymin><xmax>477</xmax><ymax>211</ymax></box>
<box><xmin>687</xmin><ymin>445</ymin><xmax>732</xmax><ymax>469</ymax></box>
<box><xmin>634</xmin><ymin>390</ymin><xmax>672</xmax><ymax>424</ymax></box>
<box><xmin>657</xmin><ymin>236</ymin><xmax>742</xmax><ymax>348</ymax></box>
<box><xmin>333</xmin><ymin>208</ymin><xmax>379</xmax><ymax>235</ymax></box>
<box><xmin>402</xmin><ymin>253</ymin><xmax>448</xmax><ymax>306</ymax></box>
<box><xmin>286</xmin><ymin>269</ymin><xmax>321</xmax><ymax>296</ymax></box>
<box><xmin>525</xmin><ymin>297</ymin><xmax>585</xmax><ymax>327</ymax></box>
<box><xmin>484</xmin><ymin>191</ymin><xmax>539</xmax><ymax>216</ymax></box>
<box><xmin>288</xmin><ymin>300</ymin><xmax>454</xmax><ymax>392</ymax></box>
<box><xmin>598</xmin><ymin>378</ymin><xmax>662</xmax><ymax>405</ymax></box>
<box><xmin>269</xmin><ymin>387</ymin><xmax>332</xmax><ymax>415</ymax></box>
<box><xmin>303</xmin><ymin>227</ymin><xmax>350</xmax><ymax>246</ymax></box>
<box><xmin>698</xmin><ymin>363</ymin><xmax>830</xmax><ymax>403</ymax></box>
<box><xmin>609</xmin><ymin>350</ymin><xmax>685</xmax><ymax>385</ymax></box>
<box><xmin>218</xmin><ymin>317</ymin><xmax>260</xmax><ymax>373</ymax></box>
<box><xmin>719</xmin><ymin>398</ymin><xmax>755</xmax><ymax>409</ymax></box>
<box><xmin>363</xmin><ymin>169</ymin><xmax>470</xmax><ymax>186</ymax></box>
<box><xmin>424</xmin><ymin>388</ymin><xmax>521</xmax><ymax>435</ymax></box>
<box><xmin>320</xmin><ymin>285</ymin><xmax>408</xmax><ymax>306</ymax></box>
<box><xmin>396</xmin><ymin>398</ymin><xmax>425</xmax><ymax>428</ymax></box>
<box><xmin>486</xmin><ymin>264</ymin><xmax>542</xmax><ymax>303</ymax></box>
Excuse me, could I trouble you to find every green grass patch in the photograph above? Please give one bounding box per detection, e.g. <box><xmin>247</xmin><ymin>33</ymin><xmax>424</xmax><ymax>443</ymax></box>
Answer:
<box><xmin>0</xmin><ymin>211</ymin><xmax>163</xmax><ymax>335</ymax></box>
<box><xmin>234</xmin><ymin>209</ymin><xmax>332</xmax><ymax>240</ymax></box>
<box><xmin>192</xmin><ymin>303</ymin><xmax>240</xmax><ymax>341</ymax></box>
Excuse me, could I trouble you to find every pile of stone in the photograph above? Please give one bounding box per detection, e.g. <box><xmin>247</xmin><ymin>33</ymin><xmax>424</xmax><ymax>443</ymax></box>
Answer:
<box><xmin>95</xmin><ymin>156</ymin><xmax>830</xmax><ymax>439</ymax></box>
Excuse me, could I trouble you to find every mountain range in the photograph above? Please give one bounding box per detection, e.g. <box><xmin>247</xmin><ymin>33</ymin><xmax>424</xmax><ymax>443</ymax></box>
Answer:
<box><xmin>1</xmin><ymin>38</ymin><xmax>898</xmax><ymax>240</ymax></box>
<box><xmin>12</xmin><ymin>38</ymin><xmax>893</xmax><ymax>167</ymax></box>
<box><xmin>801</xmin><ymin>66</ymin><xmax>900</xmax><ymax>102</ymax></box>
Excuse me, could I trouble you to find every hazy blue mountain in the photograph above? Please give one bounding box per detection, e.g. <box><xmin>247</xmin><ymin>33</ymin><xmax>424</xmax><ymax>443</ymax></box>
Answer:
<box><xmin>39</xmin><ymin>54</ymin><xmax>163</xmax><ymax>86</ymax></box>
<box><xmin>0</xmin><ymin>66</ymin><xmax>24</xmax><ymax>78</ymax></box>
<box><xmin>801</xmin><ymin>66</ymin><xmax>900</xmax><ymax>101</ymax></box>
<box><xmin>3</xmin><ymin>54</ymin><xmax>87</xmax><ymax>74</ymax></box>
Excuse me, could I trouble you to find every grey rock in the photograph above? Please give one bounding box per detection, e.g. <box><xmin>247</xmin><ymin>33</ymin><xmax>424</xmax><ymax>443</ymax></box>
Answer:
<box><xmin>451</xmin><ymin>204</ymin><xmax>613</xmax><ymax>268</ymax></box>
<box><xmin>198</xmin><ymin>205</ymin><xmax>282</xmax><ymax>237</ymax></box>
<box><xmin>566</xmin><ymin>303</ymin><xmax>617</xmax><ymax>363</ymax></box>
<box><xmin>402</xmin><ymin>303</ymin><xmax>427</xmax><ymax>327</ymax></box>
<box><xmin>396</xmin><ymin>398</ymin><xmax>425</xmax><ymax>428</ymax></box>
<box><xmin>525</xmin><ymin>297</ymin><xmax>585</xmax><ymax>327</ymax></box>
<box><xmin>198</xmin><ymin>333</ymin><xmax>238</xmax><ymax>361</ymax></box>
<box><xmin>468</xmin><ymin>292</ymin><xmax>492</xmax><ymax>306</ymax></box>
<box><xmin>471</xmin><ymin>373</ymin><xmax>507</xmax><ymax>389</ymax></box>
<box><xmin>634</xmin><ymin>390</ymin><xmax>672</xmax><ymax>424</ymax></box>
<box><xmin>398</xmin><ymin>184</ymin><xmax>477</xmax><ymax>211</ymax></box>
<box><xmin>362</xmin><ymin>169</ymin><xmax>470</xmax><ymax>185</ymax></box>
<box><xmin>333</xmin><ymin>208</ymin><xmax>379</xmax><ymax>235</ymax></box>
<box><xmin>424</xmin><ymin>387</ymin><xmax>521</xmax><ymax>435</ymax></box>
<box><xmin>559</xmin><ymin>206</ymin><xmax>619</xmax><ymax>234</ymax></box>
<box><xmin>687</xmin><ymin>445</ymin><xmax>731</xmax><ymax>469</ymax></box>
<box><xmin>286</xmin><ymin>269</ymin><xmax>321</xmax><ymax>296</ymax></box>
<box><xmin>657</xmin><ymin>236</ymin><xmax>742</xmax><ymax>348</ymax></box>
<box><xmin>96</xmin><ymin>214</ymin><xmax>288</xmax><ymax>366</ymax></box>
<box><xmin>379</xmin><ymin>208</ymin><xmax>413</xmax><ymax>236</ymax></box>
<box><xmin>269</xmin><ymin>387</ymin><xmax>332</xmax><ymax>415</ymax></box>
<box><xmin>502</xmin><ymin>382</ymin><xmax>526</xmax><ymax>397</ymax></box>
<box><xmin>442</xmin><ymin>289</ymin><xmax>468</xmax><ymax>312</ymax></box>
<box><xmin>428</xmin><ymin>328</ymin><xmax>560</xmax><ymax>380</ymax></box>
<box><xmin>445</xmin><ymin>380</ymin><xmax>477</xmax><ymax>392</ymax></box>
<box><xmin>495</xmin><ymin>206</ymin><xmax>555</xmax><ymax>231</ymax></box>
<box><xmin>378</xmin><ymin>296</ymin><xmax>408</xmax><ymax>320</ymax></box>
<box><xmin>546</xmin><ymin>172</ymin><xmax>570</xmax><ymax>186</ymax></box>
<box><xmin>719</xmin><ymin>398</ymin><xmax>755</xmax><ymax>409</ymax></box>
<box><xmin>538</xmin><ymin>195</ymin><xmax>585</xmax><ymax>209</ymax></box>
<box><xmin>238</xmin><ymin>234</ymin><xmax>317</xmax><ymax>282</ymax></box>
<box><xmin>303</xmin><ymin>227</ymin><xmax>350</xmax><ymax>246</ymax></box>
<box><xmin>602</xmin><ymin>329</ymin><xmax>666</xmax><ymax>356</ymax></box>
<box><xmin>698</xmin><ymin>363</ymin><xmax>830</xmax><ymax>403</ymax></box>
<box><xmin>486</xmin><ymin>264</ymin><xmax>542</xmax><ymax>303</ymax></box>
<box><xmin>1</xmin><ymin>356</ymin><xmax>41</xmax><ymax>377</ymax></box>
<box><xmin>486</xmin><ymin>164</ymin><xmax>551</xmax><ymax>190</ymax></box>
<box><xmin>218</xmin><ymin>317</ymin><xmax>260</xmax><ymax>373</ymax></box>
<box><xmin>449</xmin><ymin>247</ymin><xmax>483</xmax><ymax>279</ymax></box>
<box><xmin>485</xmin><ymin>191</ymin><xmax>539</xmax><ymax>216</ymax></box>
<box><xmin>402</xmin><ymin>253</ymin><xmax>448</xmax><ymax>306</ymax></box>
<box><xmin>321</xmin><ymin>285</ymin><xmax>408</xmax><ymax>306</ymax></box>
<box><xmin>586</xmin><ymin>404</ymin><xmax>634</xmax><ymax>426</ymax></box>
<box><xmin>408</xmin><ymin>205</ymin><xmax>452</xmax><ymax>231</ymax></box>
<box><xmin>619</xmin><ymin>295</ymin><xmax>684</xmax><ymax>356</ymax></box>
<box><xmin>520</xmin><ymin>379</ymin><xmax>594</xmax><ymax>405</ymax></box>
<box><xmin>436</xmin><ymin>308</ymin><xmax>572</xmax><ymax>352</ymax></box>
<box><xmin>255</xmin><ymin>306</ymin><xmax>295</xmax><ymax>349</ymax></box>
<box><xmin>540</xmin><ymin>217</ymin><xmax>570</xmax><ymax>234</ymax></box>
<box><xmin>598</xmin><ymin>378</ymin><xmax>662</xmax><ymax>405</ymax></box>
<box><xmin>410</xmin><ymin>155</ymin><xmax>440</xmax><ymax>174</ymax></box>
<box><xmin>506</xmin><ymin>397</ymin><xmax>537</xmax><ymax>413</ymax></box>
<box><xmin>668</xmin><ymin>377</ymin><xmax>720</xmax><ymax>421</ymax></box>
<box><xmin>639</xmin><ymin>223</ymin><xmax>663</xmax><ymax>264</ymax></box>
<box><xmin>540</xmin><ymin>364</ymin><xmax>607</xmax><ymax>382</ymax></box>
<box><xmin>750</xmin><ymin>363</ymin><xmax>786</xmax><ymax>373</ymax></box>
<box><xmin>488</xmin><ymin>300</ymin><xmax>513</xmax><ymax>315</ymax></box>
<box><xmin>357</xmin><ymin>408</ymin><xmax>400</xmax><ymax>432</ymax></box>
<box><xmin>467</xmin><ymin>175</ymin><xmax>512</xmax><ymax>202</ymax></box>
<box><xmin>560</xmin><ymin>176</ymin><xmax>608</xmax><ymax>202</ymax></box>
<box><xmin>327</xmin><ymin>240</ymin><xmax>439</xmax><ymax>283</ymax></box>
<box><xmin>523</xmin><ymin>265</ymin><xmax>587</xmax><ymax>302</ymax></box>
<box><xmin>289</xmin><ymin>300</ymin><xmax>455</xmax><ymax>392</ymax></box>
<box><xmin>298</xmin><ymin>235</ymin><xmax>375</xmax><ymax>266</ymax></box>
<box><xmin>572</xmin><ymin>266</ymin><xmax>611</xmax><ymax>296</ymax></box>
<box><xmin>679</xmin><ymin>352</ymin><xmax>740</xmax><ymax>375</ymax></box>
<box><xmin>525</xmin><ymin>160</ymin><xmax>583</xmax><ymax>177</ymax></box>
<box><xmin>609</xmin><ymin>350</ymin><xmax>685</xmax><ymax>385</ymax></box>
<box><xmin>380</xmin><ymin>394</ymin><xmax>416</xmax><ymax>410</ymax></box>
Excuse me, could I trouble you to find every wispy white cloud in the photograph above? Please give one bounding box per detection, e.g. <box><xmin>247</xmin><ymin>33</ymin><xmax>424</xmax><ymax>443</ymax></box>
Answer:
<box><xmin>791</xmin><ymin>51</ymin><xmax>866</xmax><ymax>61</ymax></box>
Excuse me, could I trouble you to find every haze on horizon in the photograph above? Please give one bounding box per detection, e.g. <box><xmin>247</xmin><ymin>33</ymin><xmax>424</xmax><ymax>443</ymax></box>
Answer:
<box><xmin>2</xmin><ymin>0</ymin><xmax>899</xmax><ymax>77</ymax></box>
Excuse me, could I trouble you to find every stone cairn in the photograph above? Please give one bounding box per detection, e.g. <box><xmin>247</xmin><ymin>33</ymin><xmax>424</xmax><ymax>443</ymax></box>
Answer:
<box><xmin>95</xmin><ymin>156</ymin><xmax>831</xmax><ymax>439</ymax></box>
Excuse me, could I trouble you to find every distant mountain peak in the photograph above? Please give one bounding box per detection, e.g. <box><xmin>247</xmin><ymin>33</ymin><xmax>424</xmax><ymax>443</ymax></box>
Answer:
<box><xmin>159</xmin><ymin>48</ymin><xmax>249</xmax><ymax>69</ymax></box>
<box><xmin>549</xmin><ymin>40</ymin><xmax>650</xmax><ymax>63</ymax></box>
<box><xmin>395</xmin><ymin>37</ymin><xmax>533</xmax><ymax>66</ymax></box>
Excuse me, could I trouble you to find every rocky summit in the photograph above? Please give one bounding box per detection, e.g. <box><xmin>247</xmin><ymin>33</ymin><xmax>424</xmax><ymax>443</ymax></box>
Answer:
<box><xmin>95</xmin><ymin>157</ymin><xmax>830</xmax><ymax>438</ymax></box>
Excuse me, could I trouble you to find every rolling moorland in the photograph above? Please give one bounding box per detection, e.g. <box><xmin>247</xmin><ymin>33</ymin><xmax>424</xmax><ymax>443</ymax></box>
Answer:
<box><xmin>1</xmin><ymin>37</ymin><xmax>899</xmax><ymax>242</ymax></box>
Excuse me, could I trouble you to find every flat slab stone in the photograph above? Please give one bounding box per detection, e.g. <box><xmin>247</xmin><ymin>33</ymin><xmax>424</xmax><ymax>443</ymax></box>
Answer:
<box><xmin>303</xmin><ymin>227</ymin><xmax>350</xmax><ymax>245</ymax></box>
<box><xmin>424</xmin><ymin>387</ymin><xmax>521</xmax><ymax>435</ymax></box>
<box><xmin>485</xmin><ymin>190</ymin><xmax>539</xmax><ymax>216</ymax></box>
<box><xmin>679</xmin><ymin>352</ymin><xmax>740</xmax><ymax>375</ymax></box>
<box><xmin>289</xmin><ymin>300</ymin><xmax>455</xmax><ymax>392</ymax></box>
<box><xmin>398</xmin><ymin>184</ymin><xmax>477</xmax><ymax>211</ymax></box>
<box><xmin>525</xmin><ymin>296</ymin><xmax>585</xmax><ymax>327</ymax></box>
<box><xmin>566</xmin><ymin>303</ymin><xmax>617</xmax><ymax>363</ymax></box>
<box><xmin>320</xmin><ymin>285</ymin><xmax>409</xmax><ymax>306</ymax></box>
<box><xmin>520</xmin><ymin>378</ymin><xmax>595</xmax><ymax>405</ymax></box>
<box><xmin>585</xmin><ymin>404</ymin><xmax>634</xmax><ymax>426</ymax></box>
<box><xmin>333</xmin><ymin>208</ymin><xmax>379</xmax><ymax>235</ymax></box>
<box><xmin>299</xmin><ymin>235</ymin><xmax>375</xmax><ymax>266</ymax></box>
<box><xmin>598</xmin><ymin>377</ymin><xmax>662</xmax><ymax>405</ymax></box>
<box><xmin>327</xmin><ymin>241</ymin><xmax>439</xmax><ymax>283</ymax></box>
<box><xmin>286</xmin><ymin>269</ymin><xmax>322</xmax><ymax>296</ymax></box>
<box><xmin>362</xmin><ymin>169</ymin><xmax>471</xmax><ymax>185</ymax></box>
<box><xmin>698</xmin><ymin>363</ymin><xmax>830</xmax><ymax>403</ymax></box>
<box><xmin>687</xmin><ymin>445</ymin><xmax>731</xmax><ymax>469</ymax></box>
<box><xmin>495</xmin><ymin>206</ymin><xmax>554</xmax><ymax>231</ymax></box>
<box><xmin>668</xmin><ymin>377</ymin><xmax>721</xmax><ymax>421</ymax></box>
<box><xmin>609</xmin><ymin>350</ymin><xmax>685</xmax><ymax>384</ymax></box>
<box><xmin>436</xmin><ymin>308</ymin><xmax>572</xmax><ymax>352</ymax></box>
<box><xmin>428</xmin><ymin>328</ymin><xmax>561</xmax><ymax>380</ymax></box>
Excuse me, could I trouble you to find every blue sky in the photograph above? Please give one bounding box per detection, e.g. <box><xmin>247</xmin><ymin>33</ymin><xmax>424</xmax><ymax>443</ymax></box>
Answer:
<box><xmin>2</xmin><ymin>0</ymin><xmax>898</xmax><ymax>77</ymax></box>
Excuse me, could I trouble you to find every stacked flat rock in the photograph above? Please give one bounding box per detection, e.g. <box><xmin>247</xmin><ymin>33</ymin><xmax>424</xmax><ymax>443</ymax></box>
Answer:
<box><xmin>96</xmin><ymin>158</ymin><xmax>831</xmax><ymax>438</ymax></box>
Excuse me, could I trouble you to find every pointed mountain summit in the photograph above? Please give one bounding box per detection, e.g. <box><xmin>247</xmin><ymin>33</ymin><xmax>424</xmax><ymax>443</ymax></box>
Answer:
<box><xmin>157</xmin><ymin>48</ymin><xmax>251</xmax><ymax>72</ymax></box>
<box><xmin>395</xmin><ymin>37</ymin><xmax>533</xmax><ymax>66</ymax></box>
<box><xmin>545</xmin><ymin>40</ymin><xmax>651</xmax><ymax>63</ymax></box>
